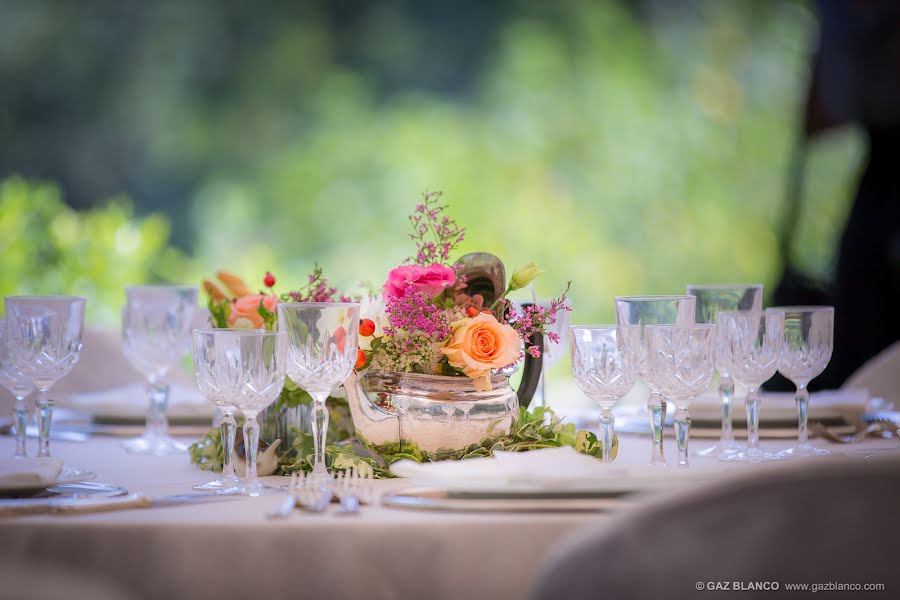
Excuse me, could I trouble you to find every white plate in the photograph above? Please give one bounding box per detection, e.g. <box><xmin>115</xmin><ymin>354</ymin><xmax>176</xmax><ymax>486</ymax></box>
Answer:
<box><xmin>0</xmin><ymin>466</ymin><xmax>96</xmax><ymax>496</ymax></box>
<box><xmin>56</xmin><ymin>384</ymin><xmax>214</xmax><ymax>423</ymax></box>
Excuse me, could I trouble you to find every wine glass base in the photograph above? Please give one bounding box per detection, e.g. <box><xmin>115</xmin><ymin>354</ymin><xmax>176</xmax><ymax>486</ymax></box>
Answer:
<box><xmin>193</xmin><ymin>478</ymin><xmax>242</xmax><ymax>494</ymax></box>
<box><xmin>122</xmin><ymin>435</ymin><xmax>187</xmax><ymax>456</ymax></box>
<box><xmin>720</xmin><ymin>448</ymin><xmax>785</xmax><ymax>463</ymax></box>
<box><xmin>778</xmin><ymin>445</ymin><xmax>831</xmax><ymax>458</ymax></box>
<box><xmin>235</xmin><ymin>483</ymin><xmax>279</xmax><ymax>497</ymax></box>
<box><xmin>696</xmin><ymin>441</ymin><xmax>741</xmax><ymax>458</ymax></box>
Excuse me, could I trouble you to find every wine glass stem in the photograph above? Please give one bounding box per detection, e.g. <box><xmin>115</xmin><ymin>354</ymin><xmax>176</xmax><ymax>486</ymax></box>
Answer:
<box><xmin>719</xmin><ymin>374</ymin><xmax>735</xmax><ymax>445</ymax></box>
<box><xmin>746</xmin><ymin>388</ymin><xmax>760</xmax><ymax>449</ymax></box>
<box><xmin>648</xmin><ymin>390</ymin><xmax>666</xmax><ymax>463</ymax></box>
<box><xmin>35</xmin><ymin>387</ymin><xmax>53</xmax><ymax>458</ymax></box>
<box><xmin>599</xmin><ymin>407</ymin><xmax>615</xmax><ymax>463</ymax></box>
<box><xmin>220</xmin><ymin>409</ymin><xmax>237</xmax><ymax>482</ymax></box>
<box><xmin>310</xmin><ymin>392</ymin><xmax>330</xmax><ymax>476</ymax></box>
<box><xmin>13</xmin><ymin>396</ymin><xmax>28</xmax><ymax>458</ymax></box>
<box><xmin>146</xmin><ymin>378</ymin><xmax>170</xmax><ymax>440</ymax></box>
<box><xmin>674</xmin><ymin>405</ymin><xmax>690</xmax><ymax>467</ymax></box>
<box><xmin>795</xmin><ymin>383</ymin><xmax>809</xmax><ymax>446</ymax></box>
<box><xmin>243</xmin><ymin>415</ymin><xmax>261</xmax><ymax>496</ymax></box>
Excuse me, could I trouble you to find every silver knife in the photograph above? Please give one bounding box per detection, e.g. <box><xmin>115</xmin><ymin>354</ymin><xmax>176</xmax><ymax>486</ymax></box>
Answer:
<box><xmin>0</xmin><ymin>492</ymin><xmax>239</xmax><ymax>518</ymax></box>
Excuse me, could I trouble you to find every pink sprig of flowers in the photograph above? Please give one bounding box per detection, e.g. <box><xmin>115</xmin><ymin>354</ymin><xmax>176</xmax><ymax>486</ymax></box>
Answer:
<box><xmin>282</xmin><ymin>264</ymin><xmax>352</xmax><ymax>303</ymax></box>
<box><xmin>407</xmin><ymin>191</ymin><xmax>466</xmax><ymax>267</ymax></box>
<box><xmin>384</xmin><ymin>284</ymin><xmax>453</xmax><ymax>341</ymax></box>
<box><xmin>505</xmin><ymin>282</ymin><xmax>572</xmax><ymax>358</ymax></box>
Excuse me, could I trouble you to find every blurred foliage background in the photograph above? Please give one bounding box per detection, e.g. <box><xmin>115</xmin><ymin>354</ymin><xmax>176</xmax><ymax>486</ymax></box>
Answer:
<box><xmin>0</xmin><ymin>0</ymin><xmax>862</xmax><ymax>332</ymax></box>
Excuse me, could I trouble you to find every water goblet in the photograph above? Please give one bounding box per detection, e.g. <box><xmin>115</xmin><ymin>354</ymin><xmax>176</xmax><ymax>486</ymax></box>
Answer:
<box><xmin>226</xmin><ymin>330</ymin><xmax>287</xmax><ymax>497</ymax></box>
<box><xmin>0</xmin><ymin>319</ymin><xmax>35</xmax><ymax>458</ymax></box>
<box><xmin>533</xmin><ymin>296</ymin><xmax>572</xmax><ymax>408</ymax></box>
<box><xmin>278</xmin><ymin>302</ymin><xmax>360</xmax><ymax>478</ymax></box>
<box><xmin>121</xmin><ymin>285</ymin><xmax>198</xmax><ymax>455</ymax></box>
<box><xmin>570</xmin><ymin>325</ymin><xmax>640</xmax><ymax>462</ymax></box>
<box><xmin>643</xmin><ymin>324</ymin><xmax>716</xmax><ymax>467</ymax></box>
<box><xmin>717</xmin><ymin>310</ymin><xmax>784</xmax><ymax>462</ymax></box>
<box><xmin>614</xmin><ymin>295</ymin><xmax>696</xmax><ymax>465</ymax></box>
<box><xmin>770</xmin><ymin>306</ymin><xmax>835</xmax><ymax>458</ymax></box>
<box><xmin>686</xmin><ymin>284</ymin><xmax>763</xmax><ymax>457</ymax></box>
<box><xmin>192</xmin><ymin>328</ymin><xmax>265</xmax><ymax>493</ymax></box>
<box><xmin>4</xmin><ymin>296</ymin><xmax>85</xmax><ymax>458</ymax></box>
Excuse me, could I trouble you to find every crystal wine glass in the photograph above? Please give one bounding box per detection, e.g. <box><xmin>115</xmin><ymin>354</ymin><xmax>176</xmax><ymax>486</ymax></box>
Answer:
<box><xmin>225</xmin><ymin>330</ymin><xmax>287</xmax><ymax>496</ymax></box>
<box><xmin>0</xmin><ymin>319</ymin><xmax>35</xmax><ymax>458</ymax></box>
<box><xmin>570</xmin><ymin>325</ymin><xmax>640</xmax><ymax>462</ymax></box>
<box><xmin>686</xmin><ymin>284</ymin><xmax>763</xmax><ymax>457</ymax></box>
<box><xmin>4</xmin><ymin>296</ymin><xmax>85</xmax><ymax>458</ymax></box>
<box><xmin>614</xmin><ymin>295</ymin><xmax>696</xmax><ymax>465</ymax></box>
<box><xmin>191</xmin><ymin>328</ymin><xmax>264</xmax><ymax>493</ymax></box>
<box><xmin>717</xmin><ymin>310</ymin><xmax>784</xmax><ymax>462</ymax></box>
<box><xmin>121</xmin><ymin>285</ymin><xmax>198</xmax><ymax>455</ymax></box>
<box><xmin>771</xmin><ymin>306</ymin><xmax>835</xmax><ymax>458</ymax></box>
<box><xmin>533</xmin><ymin>296</ymin><xmax>572</xmax><ymax>408</ymax></box>
<box><xmin>643</xmin><ymin>324</ymin><xmax>716</xmax><ymax>467</ymax></box>
<box><xmin>277</xmin><ymin>302</ymin><xmax>360</xmax><ymax>477</ymax></box>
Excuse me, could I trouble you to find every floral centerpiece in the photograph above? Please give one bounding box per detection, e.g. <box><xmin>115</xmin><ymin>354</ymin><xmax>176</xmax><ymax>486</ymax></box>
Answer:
<box><xmin>190</xmin><ymin>192</ymin><xmax>613</xmax><ymax>477</ymax></box>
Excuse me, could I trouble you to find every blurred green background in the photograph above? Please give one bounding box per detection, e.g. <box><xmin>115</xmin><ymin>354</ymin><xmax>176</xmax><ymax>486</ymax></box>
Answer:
<box><xmin>0</xmin><ymin>0</ymin><xmax>861</xmax><ymax>329</ymax></box>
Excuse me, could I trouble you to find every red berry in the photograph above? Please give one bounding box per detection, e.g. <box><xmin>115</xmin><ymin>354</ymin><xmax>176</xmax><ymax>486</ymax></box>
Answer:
<box><xmin>263</xmin><ymin>272</ymin><xmax>276</xmax><ymax>287</ymax></box>
<box><xmin>359</xmin><ymin>318</ymin><xmax>376</xmax><ymax>337</ymax></box>
<box><xmin>466</xmin><ymin>306</ymin><xmax>479</xmax><ymax>318</ymax></box>
<box><xmin>355</xmin><ymin>348</ymin><xmax>367</xmax><ymax>369</ymax></box>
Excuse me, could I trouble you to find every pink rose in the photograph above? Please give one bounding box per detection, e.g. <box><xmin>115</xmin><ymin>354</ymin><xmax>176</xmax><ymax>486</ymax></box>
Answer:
<box><xmin>383</xmin><ymin>264</ymin><xmax>456</xmax><ymax>301</ymax></box>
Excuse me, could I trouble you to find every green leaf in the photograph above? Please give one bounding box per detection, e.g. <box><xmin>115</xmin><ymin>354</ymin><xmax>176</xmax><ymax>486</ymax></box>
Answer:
<box><xmin>190</xmin><ymin>405</ymin><xmax>615</xmax><ymax>479</ymax></box>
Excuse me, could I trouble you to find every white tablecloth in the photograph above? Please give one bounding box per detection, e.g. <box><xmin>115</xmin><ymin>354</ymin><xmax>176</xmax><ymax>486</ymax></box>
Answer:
<box><xmin>1</xmin><ymin>432</ymin><xmax>897</xmax><ymax>600</ymax></box>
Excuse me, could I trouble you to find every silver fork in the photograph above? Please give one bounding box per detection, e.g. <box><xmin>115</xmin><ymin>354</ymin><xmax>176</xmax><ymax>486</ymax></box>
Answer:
<box><xmin>267</xmin><ymin>472</ymin><xmax>299</xmax><ymax>519</ymax></box>
<box><xmin>332</xmin><ymin>468</ymin><xmax>375</xmax><ymax>514</ymax></box>
<box><xmin>809</xmin><ymin>422</ymin><xmax>883</xmax><ymax>444</ymax></box>
<box><xmin>872</xmin><ymin>418</ymin><xmax>900</xmax><ymax>438</ymax></box>
<box><xmin>294</xmin><ymin>471</ymin><xmax>333</xmax><ymax>513</ymax></box>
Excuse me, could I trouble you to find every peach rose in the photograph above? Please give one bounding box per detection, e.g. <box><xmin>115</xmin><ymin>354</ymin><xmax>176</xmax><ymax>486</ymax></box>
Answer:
<box><xmin>440</xmin><ymin>312</ymin><xmax>521</xmax><ymax>391</ymax></box>
<box><xmin>228</xmin><ymin>294</ymin><xmax>278</xmax><ymax>329</ymax></box>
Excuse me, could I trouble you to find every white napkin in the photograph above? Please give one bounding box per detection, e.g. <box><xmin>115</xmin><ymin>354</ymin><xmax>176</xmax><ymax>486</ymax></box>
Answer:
<box><xmin>690</xmin><ymin>389</ymin><xmax>873</xmax><ymax>422</ymax></box>
<box><xmin>0</xmin><ymin>457</ymin><xmax>63</xmax><ymax>488</ymax></box>
<box><xmin>391</xmin><ymin>447</ymin><xmax>602</xmax><ymax>481</ymax></box>
<box><xmin>58</xmin><ymin>383</ymin><xmax>213</xmax><ymax>421</ymax></box>
<box><xmin>390</xmin><ymin>447</ymin><xmax>723</xmax><ymax>493</ymax></box>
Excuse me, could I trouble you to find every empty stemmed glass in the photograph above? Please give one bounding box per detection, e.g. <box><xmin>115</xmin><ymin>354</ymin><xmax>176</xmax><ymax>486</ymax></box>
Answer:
<box><xmin>0</xmin><ymin>320</ymin><xmax>35</xmax><ymax>458</ymax></box>
<box><xmin>192</xmin><ymin>328</ymin><xmax>259</xmax><ymax>493</ymax></box>
<box><xmin>570</xmin><ymin>325</ymin><xmax>640</xmax><ymax>462</ymax></box>
<box><xmin>644</xmin><ymin>324</ymin><xmax>716</xmax><ymax>467</ymax></box>
<box><xmin>226</xmin><ymin>330</ymin><xmax>287</xmax><ymax>497</ymax></box>
<box><xmin>717</xmin><ymin>310</ymin><xmax>784</xmax><ymax>462</ymax></box>
<box><xmin>535</xmin><ymin>296</ymin><xmax>572</xmax><ymax>408</ymax></box>
<box><xmin>614</xmin><ymin>295</ymin><xmax>696</xmax><ymax>465</ymax></box>
<box><xmin>771</xmin><ymin>306</ymin><xmax>835</xmax><ymax>458</ymax></box>
<box><xmin>4</xmin><ymin>296</ymin><xmax>85</xmax><ymax>458</ymax></box>
<box><xmin>687</xmin><ymin>284</ymin><xmax>763</xmax><ymax>457</ymax></box>
<box><xmin>278</xmin><ymin>302</ymin><xmax>360</xmax><ymax>478</ymax></box>
<box><xmin>121</xmin><ymin>285</ymin><xmax>198</xmax><ymax>455</ymax></box>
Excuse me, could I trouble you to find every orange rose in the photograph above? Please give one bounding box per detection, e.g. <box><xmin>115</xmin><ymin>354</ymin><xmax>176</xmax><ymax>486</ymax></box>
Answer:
<box><xmin>440</xmin><ymin>312</ymin><xmax>521</xmax><ymax>391</ymax></box>
<box><xmin>228</xmin><ymin>294</ymin><xmax>278</xmax><ymax>329</ymax></box>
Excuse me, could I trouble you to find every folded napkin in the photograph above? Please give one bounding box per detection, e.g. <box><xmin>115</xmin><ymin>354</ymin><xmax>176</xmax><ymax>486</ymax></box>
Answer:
<box><xmin>690</xmin><ymin>388</ymin><xmax>874</xmax><ymax>422</ymax></box>
<box><xmin>391</xmin><ymin>447</ymin><xmax>723</xmax><ymax>493</ymax></box>
<box><xmin>0</xmin><ymin>457</ymin><xmax>63</xmax><ymax>488</ymax></box>
<box><xmin>58</xmin><ymin>383</ymin><xmax>213</xmax><ymax>421</ymax></box>
<box><xmin>391</xmin><ymin>447</ymin><xmax>603</xmax><ymax>482</ymax></box>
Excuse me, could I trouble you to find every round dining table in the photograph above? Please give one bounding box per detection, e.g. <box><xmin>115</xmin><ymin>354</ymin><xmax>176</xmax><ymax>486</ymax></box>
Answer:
<box><xmin>1</xmin><ymin>429</ymin><xmax>896</xmax><ymax>600</ymax></box>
